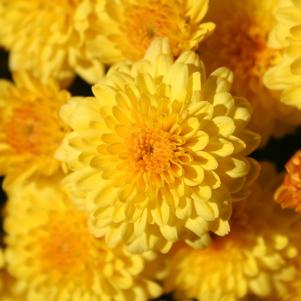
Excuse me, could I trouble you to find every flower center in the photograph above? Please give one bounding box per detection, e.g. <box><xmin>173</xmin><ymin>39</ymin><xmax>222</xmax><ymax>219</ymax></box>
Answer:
<box><xmin>39</xmin><ymin>213</ymin><xmax>95</xmax><ymax>277</ymax></box>
<box><xmin>131</xmin><ymin>128</ymin><xmax>175</xmax><ymax>174</ymax></box>
<box><xmin>122</xmin><ymin>2</ymin><xmax>179</xmax><ymax>58</ymax></box>
<box><xmin>222</xmin><ymin>23</ymin><xmax>280</xmax><ymax>84</ymax></box>
<box><xmin>4</xmin><ymin>102</ymin><xmax>67</xmax><ymax>155</ymax></box>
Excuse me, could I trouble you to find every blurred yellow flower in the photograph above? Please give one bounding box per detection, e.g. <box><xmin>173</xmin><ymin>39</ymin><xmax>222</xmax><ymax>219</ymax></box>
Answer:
<box><xmin>0</xmin><ymin>72</ymin><xmax>70</xmax><ymax>179</ymax></box>
<box><xmin>200</xmin><ymin>0</ymin><xmax>301</xmax><ymax>146</ymax></box>
<box><xmin>93</xmin><ymin>0</ymin><xmax>215</xmax><ymax>62</ymax></box>
<box><xmin>275</xmin><ymin>150</ymin><xmax>301</xmax><ymax>212</ymax></box>
<box><xmin>0</xmin><ymin>0</ymin><xmax>105</xmax><ymax>85</ymax></box>
<box><xmin>4</xmin><ymin>176</ymin><xmax>164</xmax><ymax>301</ymax></box>
<box><xmin>164</xmin><ymin>163</ymin><xmax>299</xmax><ymax>301</ymax></box>
<box><xmin>57</xmin><ymin>38</ymin><xmax>260</xmax><ymax>253</ymax></box>
<box><xmin>264</xmin><ymin>0</ymin><xmax>301</xmax><ymax>111</ymax></box>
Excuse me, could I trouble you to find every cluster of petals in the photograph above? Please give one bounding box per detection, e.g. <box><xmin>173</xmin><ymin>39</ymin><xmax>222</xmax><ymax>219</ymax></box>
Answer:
<box><xmin>0</xmin><ymin>0</ymin><xmax>216</xmax><ymax>86</ymax></box>
<box><xmin>2</xmin><ymin>0</ymin><xmax>301</xmax><ymax>300</ymax></box>
<box><xmin>4</xmin><ymin>175</ymin><xmax>165</xmax><ymax>301</ymax></box>
<box><xmin>164</xmin><ymin>163</ymin><xmax>301</xmax><ymax>301</ymax></box>
<box><xmin>0</xmin><ymin>0</ymin><xmax>106</xmax><ymax>85</ymax></box>
<box><xmin>265</xmin><ymin>0</ymin><xmax>301</xmax><ymax>111</ymax></box>
<box><xmin>95</xmin><ymin>0</ymin><xmax>215</xmax><ymax>62</ymax></box>
<box><xmin>0</xmin><ymin>72</ymin><xmax>70</xmax><ymax>179</ymax></box>
<box><xmin>275</xmin><ymin>150</ymin><xmax>301</xmax><ymax>212</ymax></box>
<box><xmin>200</xmin><ymin>0</ymin><xmax>301</xmax><ymax>146</ymax></box>
<box><xmin>57</xmin><ymin>38</ymin><xmax>260</xmax><ymax>254</ymax></box>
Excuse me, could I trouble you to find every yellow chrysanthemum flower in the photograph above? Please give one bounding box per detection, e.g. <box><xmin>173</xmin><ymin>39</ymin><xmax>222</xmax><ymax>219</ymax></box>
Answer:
<box><xmin>0</xmin><ymin>72</ymin><xmax>70</xmax><ymax>179</ymax></box>
<box><xmin>164</xmin><ymin>163</ymin><xmax>300</xmax><ymax>301</ymax></box>
<box><xmin>92</xmin><ymin>0</ymin><xmax>215</xmax><ymax>63</ymax></box>
<box><xmin>264</xmin><ymin>0</ymin><xmax>301</xmax><ymax>111</ymax></box>
<box><xmin>57</xmin><ymin>38</ymin><xmax>260</xmax><ymax>253</ymax></box>
<box><xmin>200</xmin><ymin>0</ymin><xmax>301</xmax><ymax>146</ymax></box>
<box><xmin>4</xmin><ymin>176</ymin><xmax>164</xmax><ymax>301</ymax></box>
<box><xmin>0</xmin><ymin>0</ymin><xmax>105</xmax><ymax>85</ymax></box>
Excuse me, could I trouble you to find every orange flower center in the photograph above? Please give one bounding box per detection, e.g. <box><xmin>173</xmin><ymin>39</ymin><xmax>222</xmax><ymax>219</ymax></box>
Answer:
<box><xmin>4</xmin><ymin>102</ymin><xmax>67</xmax><ymax>156</ymax></box>
<box><xmin>131</xmin><ymin>128</ymin><xmax>176</xmax><ymax>174</ymax></box>
<box><xmin>122</xmin><ymin>2</ymin><xmax>180</xmax><ymax>58</ymax></box>
<box><xmin>39</xmin><ymin>213</ymin><xmax>100</xmax><ymax>280</ymax></box>
<box><xmin>222</xmin><ymin>22</ymin><xmax>280</xmax><ymax>85</ymax></box>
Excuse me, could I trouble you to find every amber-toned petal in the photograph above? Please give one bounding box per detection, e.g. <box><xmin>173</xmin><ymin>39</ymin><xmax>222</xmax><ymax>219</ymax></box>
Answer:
<box><xmin>164</xmin><ymin>163</ymin><xmax>300</xmax><ymax>301</ymax></box>
<box><xmin>275</xmin><ymin>150</ymin><xmax>301</xmax><ymax>212</ymax></box>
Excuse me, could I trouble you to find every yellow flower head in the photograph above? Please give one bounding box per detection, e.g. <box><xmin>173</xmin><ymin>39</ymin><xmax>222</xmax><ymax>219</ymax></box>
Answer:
<box><xmin>57</xmin><ymin>38</ymin><xmax>260</xmax><ymax>253</ymax></box>
<box><xmin>0</xmin><ymin>72</ymin><xmax>70</xmax><ymax>178</ymax></box>
<box><xmin>200</xmin><ymin>0</ymin><xmax>301</xmax><ymax>146</ymax></box>
<box><xmin>95</xmin><ymin>0</ymin><xmax>215</xmax><ymax>63</ymax></box>
<box><xmin>4</xmin><ymin>176</ymin><xmax>164</xmax><ymax>301</ymax></box>
<box><xmin>275</xmin><ymin>150</ymin><xmax>301</xmax><ymax>212</ymax></box>
<box><xmin>164</xmin><ymin>163</ymin><xmax>300</xmax><ymax>301</ymax></box>
<box><xmin>264</xmin><ymin>0</ymin><xmax>301</xmax><ymax>111</ymax></box>
<box><xmin>0</xmin><ymin>0</ymin><xmax>105</xmax><ymax>84</ymax></box>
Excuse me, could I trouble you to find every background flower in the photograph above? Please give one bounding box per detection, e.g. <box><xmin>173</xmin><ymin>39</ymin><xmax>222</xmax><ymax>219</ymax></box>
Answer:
<box><xmin>4</xmin><ymin>175</ymin><xmax>165</xmax><ymax>301</ymax></box>
<box><xmin>164</xmin><ymin>163</ymin><xmax>300</xmax><ymax>301</ymax></box>
<box><xmin>57</xmin><ymin>38</ymin><xmax>260</xmax><ymax>254</ymax></box>
<box><xmin>0</xmin><ymin>0</ymin><xmax>106</xmax><ymax>85</ymax></box>
<box><xmin>90</xmin><ymin>0</ymin><xmax>215</xmax><ymax>63</ymax></box>
<box><xmin>0</xmin><ymin>72</ymin><xmax>70</xmax><ymax>180</ymax></box>
<box><xmin>200</xmin><ymin>0</ymin><xmax>301</xmax><ymax>146</ymax></box>
<box><xmin>264</xmin><ymin>0</ymin><xmax>301</xmax><ymax>112</ymax></box>
<box><xmin>275</xmin><ymin>149</ymin><xmax>301</xmax><ymax>212</ymax></box>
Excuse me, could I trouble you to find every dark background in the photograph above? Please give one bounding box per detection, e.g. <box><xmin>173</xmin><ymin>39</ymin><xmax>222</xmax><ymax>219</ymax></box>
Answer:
<box><xmin>0</xmin><ymin>49</ymin><xmax>300</xmax><ymax>301</ymax></box>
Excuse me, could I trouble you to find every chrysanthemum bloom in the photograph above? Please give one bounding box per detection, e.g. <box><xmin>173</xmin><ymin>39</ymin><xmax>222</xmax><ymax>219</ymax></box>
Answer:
<box><xmin>164</xmin><ymin>163</ymin><xmax>299</xmax><ymax>301</ymax></box>
<box><xmin>199</xmin><ymin>0</ymin><xmax>301</xmax><ymax>146</ymax></box>
<box><xmin>57</xmin><ymin>38</ymin><xmax>260</xmax><ymax>253</ymax></box>
<box><xmin>4</xmin><ymin>176</ymin><xmax>164</xmax><ymax>301</ymax></box>
<box><xmin>264</xmin><ymin>0</ymin><xmax>301</xmax><ymax>111</ymax></box>
<box><xmin>92</xmin><ymin>0</ymin><xmax>215</xmax><ymax>63</ymax></box>
<box><xmin>0</xmin><ymin>0</ymin><xmax>105</xmax><ymax>85</ymax></box>
<box><xmin>275</xmin><ymin>150</ymin><xmax>301</xmax><ymax>212</ymax></box>
<box><xmin>0</xmin><ymin>72</ymin><xmax>70</xmax><ymax>178</ymax></box>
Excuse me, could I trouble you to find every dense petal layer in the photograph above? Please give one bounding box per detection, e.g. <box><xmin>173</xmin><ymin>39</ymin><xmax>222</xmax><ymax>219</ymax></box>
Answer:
<box><xmin>265</xmin><ymin>0</ymin><xmax>301</xmax><ymax>111</ymax></box>
<box><xmin>0</xmin><ymin>72</ymin><xmax>70</xmax><ymax>179</ymax></box>
<box><xmin>164</xmin><ymin>163</ymin><xmax>301</xmax><ymax>301</ymax></box>
<box><xmin>90</xmin><ymin>0</ymin><xmax>215</xmax><ymax>63</ymax></box>
<box><xmin>0</xmin><ymin>0</ymin><xmax>105</xmax><ymax>84</ymax></box>
<box><xmin>200</xmin><ymin>0</ymin><xmax>301</xmax><ymax>146</ymax></box>
<box><xmin>57</xmin><ymin>38</ymin><xmax>260</xmax><ymax>253</ymax></box>
<box><xmin>4</xmin><ymin>175</ymin><xmax>164</xmax><ymax>301</ymax></box>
